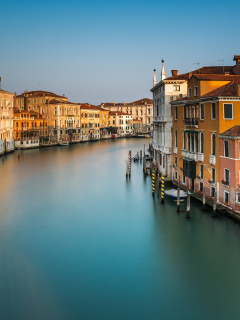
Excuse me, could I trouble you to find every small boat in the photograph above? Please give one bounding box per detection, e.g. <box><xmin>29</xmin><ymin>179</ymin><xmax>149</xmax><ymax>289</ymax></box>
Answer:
<box><xmin>165</xmin><ymin>189</ymin><xmax>187</xmax><ymax>199</ymax></box>
<box><xmin>59</xmin><ymin>142</ymin><xmax>69</xmax><ymax>146</ymax></box>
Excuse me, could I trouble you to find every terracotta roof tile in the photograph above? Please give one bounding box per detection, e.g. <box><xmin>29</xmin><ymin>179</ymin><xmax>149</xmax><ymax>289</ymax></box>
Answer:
<box><xmin>219</xmin><ymin>125</ymin><xmax>240</xmax><ymax>137</ymax></box>
<box><xmin>201</xmin><ymin>81</ymin><xmax>240</xmax><ymax>98</ymax></box>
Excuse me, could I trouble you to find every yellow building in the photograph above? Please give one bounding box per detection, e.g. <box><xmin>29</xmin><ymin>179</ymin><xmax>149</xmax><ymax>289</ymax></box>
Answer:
<box><xmin>171</xmin><ymin>57</ymin><xmax>240</xmax><ymax>202</ymax></box>
<box><xmin>0</xmin><ymin>88</ymin><xmax>14</xmax><ymax>155</ymax></box>
<box><xmin>80</xmin><ymin>105</ymin><xmax>101</xmax><ymax>140</ymax></box>
<box><xmin>14</xmin><ymin>108</ymin><xmax>48</xmax><ymax>149</ymax></box>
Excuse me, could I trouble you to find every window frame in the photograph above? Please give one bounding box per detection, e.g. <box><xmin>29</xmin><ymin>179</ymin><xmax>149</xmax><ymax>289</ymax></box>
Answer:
<box><xmin>223</xmin><ymin>103</ymin><xmax>233</xmax><ymax>120</ymax></box>
<box><xmin>200</xmin><ymin>104</ymin><xmax>204</xmax><ymax>120</ymax></box>
<box><xmin>211</xmin><ymin>102</ymin><xmax>216</xmax><ymax>120</ymax></box>
<box><xmin>224</xmin><ymin>140</ymin><xmax>229</xmax><ymax>158</ymax></box>
<box><xmin>194</xmin><ymin>86</ymin><xmax>198</xmax><ymax>97</ymax></box>
<box><xmin>188</xmin><ymin>88</ymin><xmax>192</xmax><ymax>97</ymax></box>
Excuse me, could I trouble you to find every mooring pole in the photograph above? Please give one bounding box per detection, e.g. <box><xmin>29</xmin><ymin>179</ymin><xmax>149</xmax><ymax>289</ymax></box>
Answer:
<box><xmin>161</xmin><ymin>174</ymin><xmax>165</xmax><ymax>204</ymax></box>
<box><xmin>126</xmin><ymin>159</ymin><xmax>128</xmax><ymax>177</ymax></box>
<box><xmin>152</xmin><ymin>168</ymin><xmax>156</xmax><ymax>196</ymax></box>
<box><xmin>144</xmin><ymin>144</ymin><xmax>145</xmax><ymax>157</ymax></box>
<box><xmin>213</xmin><ymin>191</ymin><xmax>217</xmax><ymax>217</ymax></box>
<box><xmin>18</xmin><ymin>147</ymin><xmax>20</xmax><ymax>159</ymax></box>
<box><xmin>186</xmin><ymin>179</ymin><xmax>190</xmax><ymax>218</ymax></box>
<box><xmin>203</xmin><ymin>186</ymin><xmax>206</xmax><ymax>210</ymax></box>
<box><xmin>140</xmin><ymin>150</ymin><xmax>142</xmax><ymax>161</ymax></box>
<box><xmin>128</xmin><ymin>150</ymin><xmax>131</xmax><ymax>177</ymax></box>
<box><xmin>177</xmin><ymin>177</ymin><xmax>180</xmax><ymax>213</ymax></box>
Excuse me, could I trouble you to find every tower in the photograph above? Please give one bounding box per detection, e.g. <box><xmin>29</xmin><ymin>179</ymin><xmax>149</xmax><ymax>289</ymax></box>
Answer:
<box><xmin>161</xmin><ymin>59</ymin><xmax>166</xmax><ymax>80</ymax></box>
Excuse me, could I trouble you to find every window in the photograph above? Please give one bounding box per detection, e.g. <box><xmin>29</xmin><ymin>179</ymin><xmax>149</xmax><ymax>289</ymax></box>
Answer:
<box><xmin>175</xmin><ymin>130</ymin><xmax>178</xmax><ymax>147</ymax></box>
<box><xmin>173</xmin><ymin>85</ymin><xmax>180</xmax><ymax>91</ymax></box>
<box><xmin>200</xmin><ymin>104</ymin><xmax>204</xmax><ymax>120</ymax></box>
<box><xmin>211</xmin><ymin>103</ymin><xmax>216</xmax><ymax>119</ymax></box>
<box><xmin>212</xmin><ymin>133</ymin><xmax>216</xmax><ymax>156</ymax></box>
<box><xmin>183</xmin><ymin>175</ymin><xmax>186</xmax><ymax>184</ymax></box>
<box><xmin>200</xmin><ymin>165</ymin><xmax>203</xmax><ymax>179</ymax></box>
<box><xmin>199</xmin><ymin>181</ymin><xmax>203</xmax><ymax>192</ymax></box>
<box><xmin>183</xmin><ymin>106</ymin><xmax>186</xmax><ymax>119</ymax></box>
<box><xmin>224</xmin><ymin>191</ymin><xmax>229</xmax><ymax>204</ymax></box>
<box><xmin>225</xmin><ymin>169</ymin><xmax>230</xmax><ymax>185</ymax></box>
<box><xmin>224</xmin><ymin>104</ymin><xmax>233</xmax><ymax>119</ymax></box>
<box><xmin>175</xmin><ymin>156</ymin><xmax>177</xmax><ymax>167</ymax></box>
<box><xmin>54</xmin><ymin>107</ymin><xmax>57</xmax><ymax>115</ymax></box>
<box><xmin>236</xmin><ymin>192</ymin><xmax>240</xmax><ymax>203</ymax></box>
<box><xmin>211</xmin><ymin>187</ymin><xmax>215</xmax><ymax>197</ymax></box>
<box><xmin>175</xmin><ymin>106</ymin><xmax>178</xmax><ymax>120</ymax></box>
<box><xmin>194</xmin><ymin>86</ymin><xmax>198</xmax><ymax>96</ymax></box>
<box><xmin>183</xmin><ymin>131</ymin><xmax>186</xmax><ymax>149</ymax></box>
<box><xmin>200</xmin><ymin>132</ymin><xmax>204</xmax><ymax>153</ymax></box>
<box><xmin>224</xmin><ymin>140</ymin><xmax>229</xmax><ymax>158</ymax></box>
<box><xmin>175</xmin><ymin>171</ymin><xmax>178</xmax><ymax>179</ymax></box>
<box><xmin>212</xmin><ymin>168</ymin><xmax>215</xmax><ymax>183</ymax></box>
<box><xmin>188</xmin><ymin>88</ymin><xmax>192</xmax><ymax>97</ymax></box>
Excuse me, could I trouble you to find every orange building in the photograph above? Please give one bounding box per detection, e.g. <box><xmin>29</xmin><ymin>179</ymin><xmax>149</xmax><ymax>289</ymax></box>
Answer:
<box><xmin>171</xmin><ymin>55</ymin><xmax>240</xmax><ymax>207</ymax></box>
<box><xmin>14</xmin><ymin>108</ymin><xmax>48</xmax><ymax>149</ymax></box>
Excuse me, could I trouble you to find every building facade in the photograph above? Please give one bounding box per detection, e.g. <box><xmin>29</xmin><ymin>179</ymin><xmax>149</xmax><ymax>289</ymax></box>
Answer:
<box><xmin>150</xmin><ymin>61</ymin><xmax>189</xmax><ymax>177</ymax></box>
<box><xmin>109</xmin><ymin>111</ymin><xmax>133</xmax><ymax>136</ymax></box>
<box><xmin>101</xmin><ymin>98</ymin><xmax>152</xmax><ymax>133</ymax></box>
<box><xmin>0</xmin><ymin>89</ymin><xmax>14</xmax><ymax>155</ymax></box>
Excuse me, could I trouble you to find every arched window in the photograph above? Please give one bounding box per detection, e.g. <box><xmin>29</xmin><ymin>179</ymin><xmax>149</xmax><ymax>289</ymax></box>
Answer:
<box><xmin>212</xmin><ymin>133</ymin><xmax>216</xmax><ymax>155</ymax></box>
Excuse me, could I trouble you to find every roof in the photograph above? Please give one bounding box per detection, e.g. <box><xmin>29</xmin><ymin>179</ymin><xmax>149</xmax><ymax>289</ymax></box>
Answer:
<box><xmin>191</xmin><ymin>74</ymin><xmax>240</xmax><ymax>81</ymax></box>
<box><xmin>15</xmin><ymin>90</ymin><xmax>66</xmax><ymax>99</ymax></box>
<box><xmin>201</xmin><ymin>81</ymin><xmax>240</xmax><ymax>98</ymax></box>
<box><xmin>219</xmin><ymin>125</ymin><xmax>240</xmax><ymax>138</ymax></box>
<box><xmin>101</xmin><ymin>98</ymin><xmax>152</xmax><ymax>106</ymax></box>
<box><xmin>0</xmin><ymin>89</ymin><xmax>14</xmax><ymax>95</ymax></box>
<box><xmin>48</xmin><ymin>99</ymin><xmax>79</xmax><ymax>105</ymax></box>
<box><xmin>14</xmin><ymin>108</ymin><xmax>39</xmax><ymax>115</ymax></box>
<box><xmin>80</xmin><ymin>105</ymin><xmax>105</xmax><ymax>111</ymax></box>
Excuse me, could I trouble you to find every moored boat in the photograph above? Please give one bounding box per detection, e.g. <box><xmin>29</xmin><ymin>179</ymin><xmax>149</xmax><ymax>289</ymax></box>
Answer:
<box><xmin>165</xmin><ymin>189</ymin><xmax>187</xmax><ymax>199</ymax></box>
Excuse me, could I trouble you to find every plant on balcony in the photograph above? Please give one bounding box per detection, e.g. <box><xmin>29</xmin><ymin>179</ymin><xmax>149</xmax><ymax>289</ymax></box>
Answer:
<box><xmin>208</xmin><ymin>180</ymin><xmax>213</xmax><ymax>184</ymax></box>
<box><xmin>196</xmin><ymin>175</ymin><xmax>200</xmax><ymax>179</ymax></box>
<box><xmin>222</xmin><ymin>180</ymin><xmax>229</xmax><ymax>185</ymax></box>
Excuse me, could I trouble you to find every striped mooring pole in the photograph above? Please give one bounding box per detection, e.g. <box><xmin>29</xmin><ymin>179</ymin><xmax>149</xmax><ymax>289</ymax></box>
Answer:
<box><xmin>152</xmin><ymin>168</ymin><xmax>156</xmax><ymax>196</ymax></box>
<box><xmin>161</xmin><ymin>174</ymin><xmax>165</xmax><ymax>204</ymax></box>
<box><xmin>128</xmin><ymin>150</ymin><xmax>131</xmax><ymax>177</ymax></box>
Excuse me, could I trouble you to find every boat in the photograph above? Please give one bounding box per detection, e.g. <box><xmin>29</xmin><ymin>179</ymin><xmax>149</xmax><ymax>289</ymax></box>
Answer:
<box><xmin>59</xmin><ymin>142</ymin><xmax>69</xmax><ymax>146</ymax></box>
<box><xmin>165</xmin><ymin>189</ymin><xmax>187</xmax><ymax>199</ymax></box>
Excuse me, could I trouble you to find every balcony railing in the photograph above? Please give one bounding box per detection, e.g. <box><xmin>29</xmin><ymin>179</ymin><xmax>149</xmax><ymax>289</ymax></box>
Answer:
<box><xmin>209</xmin><ymin>154</ymin><xmax>216</xmax><ymax>165</ymax></box>
<box><xmin>181</xmin><ymin>149</ymin><xmax>197</xmax><ymax>160</ymax></box>
<box><xmin>197</xmin><ymin>152</ymin><xmax>204</xmax><ymax>162</ymax></box>
<box><xmin>183</xmin><ymin>117</ymin><xmax>199</xmax><ymax>126</ymax></box>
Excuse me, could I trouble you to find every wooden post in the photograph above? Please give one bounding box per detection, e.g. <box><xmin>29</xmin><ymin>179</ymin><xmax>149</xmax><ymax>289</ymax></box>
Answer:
<box><xmin>203</xmin><ymin>186</ymin><xmax>206</xmax><ymax>210</ymax></box>
<box><xmin>140</xmin><ymin>150</ymin><xmax>142</xmax><ymax>161</ymax></box>
<box><xmin>161</xmin><ymin>174</ymin><xmax>165</xmax><ymax>204</ymax></box>
<box><xmin>18</xmin><ymin>147</ymin><xmax>20</xmax><ymax>159</ymax></box>
<box><xmin>126</xmin><ymin>159</ymin><xmax>128</xmax><ymax>177</ymax></box>
<box><xmin>177</xmin><ymin>176</ymin><xmax>180</xmax><ymax>212</ymax></box>
<box><xmin>152</xmin><ymin>168</ymin><xmax>155</xmax><ymax>196</ymax></box>
<box><xmin>144</xmin><ymin>144</ymin><xmax>145</xmax><ymax>157</ymax></box>
<box><xmin>128</xmin><ymin>150</ymin><xmax>131</xmax><ymax>177</ymax></box>
<box><xmin>213</xmin><ymin>191</ymin><xmax>217</xmax><ymax>217</ymax></box>
<box><xmin>186</xmin><ymin>192</ymin><xmax>191</xmax><ymax>219</ymax></box>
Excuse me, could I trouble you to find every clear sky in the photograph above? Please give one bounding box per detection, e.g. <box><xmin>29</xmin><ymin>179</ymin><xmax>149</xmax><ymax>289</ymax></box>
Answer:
<box><xmin>1</xmin><ymin>0</ymin><xmax>240</xmax><ymax>105</ymax></box>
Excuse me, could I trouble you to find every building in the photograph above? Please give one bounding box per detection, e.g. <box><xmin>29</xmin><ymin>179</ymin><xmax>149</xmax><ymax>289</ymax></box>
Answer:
<box><xmin>109</xmin><ymin>111</ymin><xmax>133</xmax><ymax>136</ymax></box>
<box><xmin>101</xmin><ymin>98</ymin><xmax>152</xmax><ymax>133</ymax></box>
<box><xmin>0</xmin><ymin>88</ymin><xmax>14</xmax><ymax>155</ymax></box>
<box><xmin>219</xmin><ymin>125</ymin><xmax>240</xmax><ymax>211</ymax></box>
<box><xmin>150</xmin><ymin>60</ymin><xmax>190</xmax><ymax>177</ymax></box>
<box><xmin>171</xmin><ymin>55</ymin><xmax>240</xmax><ymax>205</ymax></box>
<box><xmin>80</xmin><ymin>105</ymin><xmax>101</xmax><ymax>140</ymax></box>
<box><xmin>13</xmin><ymin>108</ymin><xmax>48</xmax><ymax>149</ymax></box>
<box><xmin>48</xmin><ymin>100</ymin><xmax>81</xmax><ymax>143</ymax></box>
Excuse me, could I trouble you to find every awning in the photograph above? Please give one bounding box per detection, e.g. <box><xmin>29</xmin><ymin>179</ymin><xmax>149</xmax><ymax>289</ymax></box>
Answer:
<box><xmin>185</xmin><ymin>130</ymin><xmax>198</xmax><ymax>134</ymax></box>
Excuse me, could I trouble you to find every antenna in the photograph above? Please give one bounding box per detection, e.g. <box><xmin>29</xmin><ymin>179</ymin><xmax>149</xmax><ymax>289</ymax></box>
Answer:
<box><xmin>194</xmin><ymin>63</ymin><xmax>200</xmax><ymax>74</ymax></box>
<box><xmin>218</xmin><ymin>60</ymin><xmax>224</xmax><ymax>74</ymax></box>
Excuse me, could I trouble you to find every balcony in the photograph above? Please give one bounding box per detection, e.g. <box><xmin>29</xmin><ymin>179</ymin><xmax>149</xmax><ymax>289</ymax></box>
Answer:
<box><xmin>181</xmin><ymin>149</ymin><xmax>197</xmax><ymax>160</ymax></box>
<box><xmin>183</xmin><ymin>117</ymin><xmax>198</xmax><ymax>127</ymax></box>
<box><xmin>209</xmin><ymin>154</ymin><xmax>216</xmax><ymax>165</ymax></box>
<box><xmin>173</xmin><ymin>147</ymin><xmax>177</xmax><ymax>154</ymax></box>
<box><xmin>197</xmin><ymin>152</ymin><xmax>204</xmax><ymax>162</ymax></box>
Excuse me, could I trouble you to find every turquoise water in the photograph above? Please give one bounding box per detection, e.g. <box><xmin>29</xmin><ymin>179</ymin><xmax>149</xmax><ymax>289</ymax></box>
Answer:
<box><xmin>0</xmin><ymin>138</ymin><xmax>240</xmax><ymax>320</ymax></box>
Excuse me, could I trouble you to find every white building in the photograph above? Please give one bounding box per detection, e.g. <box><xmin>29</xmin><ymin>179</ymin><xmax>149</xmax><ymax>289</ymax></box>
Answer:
<box><xmin>150</xmin><ymin>60</ymin><xmax>189</xmax><ymax>178</ymax></box>
<box><xmin>0</xmin><ymin>88</ymin><xmax>14</xmax><ymax>155</ymax></box>
<box><xmin>109</xmin><ymin>111</ymin><xmax>133</xmax><ymax>136</ymax></box>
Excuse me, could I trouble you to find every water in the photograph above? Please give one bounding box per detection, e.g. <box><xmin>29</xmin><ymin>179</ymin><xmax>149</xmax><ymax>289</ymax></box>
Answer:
<box><xmin>0</xmin><ymin>138</ymin><xmax>240</xmax><ymax>320</ymax></box>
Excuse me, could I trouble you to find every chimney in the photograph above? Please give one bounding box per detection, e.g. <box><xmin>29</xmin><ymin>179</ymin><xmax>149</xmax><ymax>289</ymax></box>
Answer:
<box><xmin>233</xmin><ymin>55</ymin><xmax>240</xmax><ymax>65</ymax></box>
<box><xmin>171</xmin><ymin>70</ymin><xmax>178</xmax><ymax>76</ymax></box>
<box><xmin>113</xmin><ymin>101</ymin><xmax>115</xmax><ymax>105</ymax></box>
<box><xmin>237</xmin><ymin>85</ymin><xmax>240</xmax><ymax>97</ymax></box>
<box><xmin>63</xmin><ymin>94</ymin><xmax>65</xmax><ymax>97</ymax></box>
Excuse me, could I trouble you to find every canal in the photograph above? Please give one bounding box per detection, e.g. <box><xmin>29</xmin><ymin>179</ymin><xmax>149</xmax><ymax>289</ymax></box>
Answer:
<box><xmin>1</xmin><ymin>138</ymin><xmax>240</xmax><ymax>320</ymax></box>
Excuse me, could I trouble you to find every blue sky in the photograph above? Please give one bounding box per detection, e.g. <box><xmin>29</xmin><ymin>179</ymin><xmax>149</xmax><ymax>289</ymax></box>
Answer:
<box><xmin>1</xmin><ymin>0</ymin><xmax>240</xmax><ymax>104</ymax></box>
